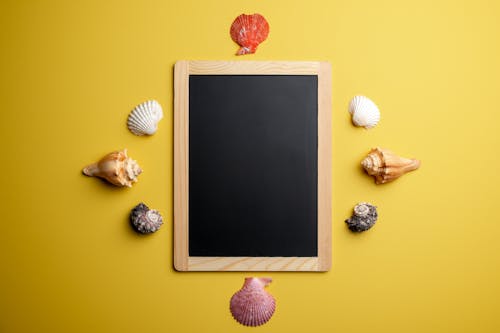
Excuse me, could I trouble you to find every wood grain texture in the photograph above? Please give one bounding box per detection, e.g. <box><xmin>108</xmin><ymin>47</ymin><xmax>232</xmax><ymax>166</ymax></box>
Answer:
<box><xmin>173</xmin><ymin>61</ymin><xmax>332</xmax><ymax>271</ymax></box>
<box><xmin>173</xmin><ymin>60</ymin><xmax>189</xmax><ymax>271</ymax></box>
<box><xmin>188</xmin><ymin>257</ymin><xmax>318</xmax><ymax>271</ymax></box>
<box><xmin>317</xmin><ymin>62</ymin><xmax>333</xmax><ymax>271</ymax></box>
<box><xmin>188</xmin><ymin>60</ymin><xmax>320</xmax><ymax>75</ymax></box>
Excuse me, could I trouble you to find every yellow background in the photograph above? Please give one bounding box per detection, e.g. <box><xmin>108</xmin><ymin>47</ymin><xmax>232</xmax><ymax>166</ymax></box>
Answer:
<box><xmin>1</xmin><ymin>0</ymin><xmax>499</xmax><ymax>332</ymax></box>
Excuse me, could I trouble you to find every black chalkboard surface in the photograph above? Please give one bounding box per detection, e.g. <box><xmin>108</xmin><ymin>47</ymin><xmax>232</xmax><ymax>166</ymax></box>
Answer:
<box><xmin>174</xmin><ymin>61</ymin><xmax>331</xmax><ymax>271</ymax></box>
<box><xmin>189</xmin><ymin>75</ymin><xmax>318</xmax><ymax>257</ymax></box>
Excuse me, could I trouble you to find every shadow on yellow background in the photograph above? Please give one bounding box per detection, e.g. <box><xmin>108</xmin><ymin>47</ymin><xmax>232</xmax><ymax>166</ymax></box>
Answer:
<box><xmin>0</xmin><ymin>0</ymin><xmax>499</xmax><ymax>332</ymax></box>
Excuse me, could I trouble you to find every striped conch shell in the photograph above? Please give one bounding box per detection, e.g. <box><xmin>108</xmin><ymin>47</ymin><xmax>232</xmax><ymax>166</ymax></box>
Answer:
<box><xmin>362</xmin><ymin>147</ymin><xmax>420</xmax><ymax>184</ymax></box>
<box><xmin>230</xmin><ymin>277</ymin><xmax>276</xmax><ymax>327</ymax></box>
<box><xmin>82</xmin><ymin>149</ymin><xmax>142</xmax><ymax>187</ymax></box>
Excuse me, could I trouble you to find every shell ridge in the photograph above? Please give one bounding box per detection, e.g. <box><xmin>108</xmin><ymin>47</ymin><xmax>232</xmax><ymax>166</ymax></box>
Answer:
<box><xmin>129</xmin><ymin>114</ymin><xmax>155</xmax><ymax>130</ymax></box>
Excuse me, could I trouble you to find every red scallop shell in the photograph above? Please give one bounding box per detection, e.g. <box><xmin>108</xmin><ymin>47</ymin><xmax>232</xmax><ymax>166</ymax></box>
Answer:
<box><xmin>230</xmin><ymin>277</ymin><xmax>276</xmax><ymax>327</ymax></box>
<box><xmin>230</xmin><ymin>13</ymin><xmax>269</xmax><ymax>55</ymax></box>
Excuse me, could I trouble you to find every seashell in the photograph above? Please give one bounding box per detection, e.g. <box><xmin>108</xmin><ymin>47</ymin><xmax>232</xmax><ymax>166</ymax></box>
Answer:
<box><xmin>230</xmin><ymin>13</ymin><xmax>269</xmax><ymax>55</ymax></box>
<box><xmin>82</xmin><ymin>149</ymin><xmax>142</xmax><ymax>187</ymax></box>
<box><xmin>348</xmin><ymin>95</ymin><xmax>380</xmax><ymax>129</ymax></box>
<box><xmin>230</xmin><ymin>277</ymin><xmax>276</xmax><ymax>327</ymax></box>
<box><xmin>345</xmin><ymin>202</ymin><xmax>378</xmax><ymax>232</ymax></box>
<box><xmin>362</xmin><ymin>147</ymin><xmax>420</xmax><ymax>184</ymax></box>
<box><xmin>130</xmin><ymin>203</ymin><xmax>163</xmax><ymax>234</ymax></box>
<box><xmin>127</xmin><ymin>100</ymin><xmax>163</xmax><ymax>136</ymax></box>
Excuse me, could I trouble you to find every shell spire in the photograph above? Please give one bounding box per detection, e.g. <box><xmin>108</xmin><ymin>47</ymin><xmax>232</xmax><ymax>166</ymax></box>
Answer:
<box><xmin>230</xmin><ymin>13</ymin><xmax>269</xmax><ymax>55</ymax></box>
<box><xmin>361</xmin><ymin>147</ymin><xmax>420</xmax><ymax>184</ymax></box>
<box><xmin>230</xmin><ymin>277</ymin><xmax>276</xmax><ymax>327</ymax></box>
<box><xmin>82</xmin><ymin>149</ymin><xmax>142</xmax><ymax>187</ymax></box>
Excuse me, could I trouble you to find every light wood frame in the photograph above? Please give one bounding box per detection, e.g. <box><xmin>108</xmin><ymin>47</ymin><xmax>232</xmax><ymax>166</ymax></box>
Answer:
<box><xmin>174</xmin><ymin>61</ymin><xmax>332</xmax><ymax>271</ymax></box>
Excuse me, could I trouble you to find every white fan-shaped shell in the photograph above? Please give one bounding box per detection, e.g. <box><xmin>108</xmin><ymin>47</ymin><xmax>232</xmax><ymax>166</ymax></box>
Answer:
<box><xmin>348</xmin><ymin>95</ymin><xmax>380</xmax><ymax>129</ymax></box>
<box><xmin>127</xmin><ymin>100</ymin><xmax>163</xmax><ymax>136</ymax></box>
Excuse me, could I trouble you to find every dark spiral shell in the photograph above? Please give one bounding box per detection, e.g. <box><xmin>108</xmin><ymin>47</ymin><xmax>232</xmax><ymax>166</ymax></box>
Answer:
<box><xmin>345</xmin><ymin>202</ymin><xmax>378</xmax><ymax>232</ymax></box>
<box><xmin>129</xmin><ymin>203</ymin><xmax>163</xmax><ymax>234</ymax></box>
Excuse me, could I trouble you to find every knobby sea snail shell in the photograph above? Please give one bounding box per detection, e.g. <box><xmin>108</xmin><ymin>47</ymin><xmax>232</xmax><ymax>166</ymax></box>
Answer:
<box><xmin>345</xmin><ymin>202</ymin><xmax>378</xmax><ymax>232</ymax></box>
<box><xmin>129</xmin><ymin>203</ymin><xmax>163</xmax><ymax>234</ymax></box>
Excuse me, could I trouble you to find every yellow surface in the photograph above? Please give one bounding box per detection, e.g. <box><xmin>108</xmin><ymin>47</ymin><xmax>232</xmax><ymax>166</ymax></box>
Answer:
<box><xmin>0</xmin><ymin>0</ymin><xmax>499</xmax><ymax>332</ymax></box>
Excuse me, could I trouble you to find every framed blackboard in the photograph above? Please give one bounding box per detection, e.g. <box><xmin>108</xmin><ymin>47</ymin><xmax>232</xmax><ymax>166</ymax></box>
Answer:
<box><xmin>174</xmin><ymin>61</ymin><xmax>331</xmax><ymax>271</ymax></box>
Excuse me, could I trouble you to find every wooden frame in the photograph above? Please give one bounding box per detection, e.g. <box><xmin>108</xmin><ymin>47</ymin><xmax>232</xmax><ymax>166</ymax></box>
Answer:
<box><xmin>174</xmin><ymin>61</ymin><xmax>332</xmax><ymax>271</ymax></box>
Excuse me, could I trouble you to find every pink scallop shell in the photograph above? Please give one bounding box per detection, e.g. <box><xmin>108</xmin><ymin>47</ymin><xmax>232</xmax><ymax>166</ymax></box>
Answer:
<box><xmin>230</xmin><ymin>13</ymin><xmax>269</xmax><ymax>55</ymax></box>
<box><xmin>230</xmin><ymin>277</ymin><xmax>276</xmax><ymax>327</ymax></box>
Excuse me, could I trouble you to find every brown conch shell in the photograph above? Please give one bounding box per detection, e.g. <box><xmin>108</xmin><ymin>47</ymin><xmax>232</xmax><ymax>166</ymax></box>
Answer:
<box><xmin>230</xmin><ymin>277</ymin><xmax>276</xmax><ymax>327</ymax></box>
<box><xmin>82</xmin><ymin>149</ymin><xmax>142</xmax><ymax>187</ymax></box>
<box><xmin>362</xmin><ymin>147</ymin><xmax>420</xmax><ymax>184</ymax></box>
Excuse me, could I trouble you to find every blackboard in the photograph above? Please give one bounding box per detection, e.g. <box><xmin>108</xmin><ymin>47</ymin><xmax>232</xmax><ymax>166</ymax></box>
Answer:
<box><xmin>174</xmin><ymin>61</ymin><xmax>331</xmax><ymax>271</ymax></box>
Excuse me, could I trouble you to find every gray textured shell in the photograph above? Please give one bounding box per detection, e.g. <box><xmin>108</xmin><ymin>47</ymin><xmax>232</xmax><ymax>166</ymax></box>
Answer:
<box><xmin>345</xmin><ymin>202</ymin><xmax>378</xmax><ymax>232</ymax></box>
<box><xmin>130</xmin><ymin>203</ymin><xmax>163</xmax><ymax>234</ymax></box>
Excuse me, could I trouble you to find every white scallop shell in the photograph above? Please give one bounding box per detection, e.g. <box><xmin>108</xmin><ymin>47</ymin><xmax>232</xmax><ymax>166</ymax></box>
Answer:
<box><xmin>127</xmin><ymin>100</ymin><xmax>163</xmax><ymax>136</ymax></box>
<box><xmin>348</xmin><ymin>95</ymin><xmax>380</xmax><ymax>129</ymax></box>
